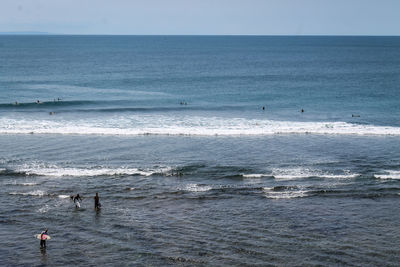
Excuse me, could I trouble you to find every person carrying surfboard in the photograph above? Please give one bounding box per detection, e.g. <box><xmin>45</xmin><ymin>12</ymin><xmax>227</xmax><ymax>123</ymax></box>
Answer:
<box><xmin>40</xmin><ymin>229</ymin><xmax>48</xmax><ymax>248</ymax></box>
<box><xmin>73</xmin><ymin>194</ymin><xmax>83</xmax><ymax>208</ymax></box>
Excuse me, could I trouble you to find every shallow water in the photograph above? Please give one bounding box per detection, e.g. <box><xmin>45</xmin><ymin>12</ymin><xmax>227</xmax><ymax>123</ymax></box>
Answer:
<box><xmin>1</xmin><ymin>135</ymin><xmax>400</xmax><ymax>266</ymax></box>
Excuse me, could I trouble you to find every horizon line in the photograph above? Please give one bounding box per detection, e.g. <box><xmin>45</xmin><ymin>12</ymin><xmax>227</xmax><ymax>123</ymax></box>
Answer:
<box><xmin>0</xmin><ymin>32</ymin><xmax>400</xmax><ymax>37</ymax></box>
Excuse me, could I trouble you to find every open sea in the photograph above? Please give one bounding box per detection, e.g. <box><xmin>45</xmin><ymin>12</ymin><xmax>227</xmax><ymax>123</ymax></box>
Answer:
<box><xmin>0</xmin><ymin>35</ymin><xmax>400</xmax><ymax>266</ymax></box>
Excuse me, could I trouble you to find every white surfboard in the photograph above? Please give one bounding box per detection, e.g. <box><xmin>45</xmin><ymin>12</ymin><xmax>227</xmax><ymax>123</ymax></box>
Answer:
<box><xmin>35</xmin><ymin>234</ymin><xmax>51</xmax><ymax>240</ymax></box>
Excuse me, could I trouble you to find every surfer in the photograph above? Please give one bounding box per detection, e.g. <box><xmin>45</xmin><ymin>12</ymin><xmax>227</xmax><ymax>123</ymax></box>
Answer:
<box><xmin>94</xmin><ymin>192</ymin><xmax>101</xmax><ymax>210</ymax></box>
<box><xmin>73</xmin><ymin>194</ymin><xmax>82</xmax><ymax>202</ymax></box>
<box><xmin>40</xmin><ymin>229</ymin><xmax>48</xmax><ymax>248</ymax></box>
<box><xmin>73</xmin><ymin>194</ymin><xmax>83</xmax><ymax>208</ymax></box>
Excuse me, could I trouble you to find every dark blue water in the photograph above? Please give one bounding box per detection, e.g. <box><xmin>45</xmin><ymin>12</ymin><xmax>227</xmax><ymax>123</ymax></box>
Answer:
<box><xmin>1</xmin><ymin>36</ymin><xmax>400</xmax><ymax>266</ymax></box>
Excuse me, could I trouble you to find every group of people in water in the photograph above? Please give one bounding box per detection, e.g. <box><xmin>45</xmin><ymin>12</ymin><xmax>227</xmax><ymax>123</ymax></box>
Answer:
<box><xmin>39</xmin><ymin>192</ymin><xmax>101</xmax><ymax>249</ymax></box>
<box><xmin>14</xmin><ymin>98</ymin><xmax>62</xmax><ymax>106</ymax></box>
<box><xmin>13</xmin><ymin>98</ymin><xmax>62</xmax><ymax>116</ymax></box>
<box><xmin>70</xmin><ymin>192</ymin><xmax>101</xmax><ymax>210</ymax></box>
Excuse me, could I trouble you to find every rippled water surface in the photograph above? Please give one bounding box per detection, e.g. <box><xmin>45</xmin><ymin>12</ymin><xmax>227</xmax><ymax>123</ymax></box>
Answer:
<box><xmin>1</xmin><ymin>36</ymin><xmax>400</xmax><ymax>266</ymax></box>
<box><xmin>1</xmin><ymin>135</ymin><xmax>400</xmax><ymax>266</ymax></box>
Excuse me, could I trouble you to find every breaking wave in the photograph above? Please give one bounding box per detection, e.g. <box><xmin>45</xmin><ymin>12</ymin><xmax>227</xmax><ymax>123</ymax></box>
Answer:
<box><xmin>9</xmin><ymin>163</ymin><xmax>172</xmax><ymax>178</ymax></box>
<box><xmin>263</xmin><ymin>186</ymin><xmax>309</xmax><ymax>199</ymax></box>
<box><xmin>242</xmin><ymin>174</ymin><xmax>269</xmax><ymax>178</ymax></box>
<box><xmin>9</xmin><ymin>190</ymin><xmax>46</xmax><ymax>197</ymax></box>
<box><xmin>374</xmin><ymin>170</ymin><xmax>400</xmax><ymax>180</ymax></box>
<box><xmin>181</xmin><ymin>183</ymin><xmax>213</xmax><ymax>192</ymax></box>
<box><xmin>1</xmin><ymin>116</ymin><xmax>400</xmax><ymax>136</ymax></box>
<box><xmin>271</xmin><ymin>167</ymin><xmax>359</xmax><ymax>180</ymax></box>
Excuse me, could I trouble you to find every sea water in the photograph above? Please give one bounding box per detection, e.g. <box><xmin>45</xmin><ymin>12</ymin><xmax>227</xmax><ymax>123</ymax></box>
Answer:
<box><xmin>0</xmin><ymin>36</ymin><xmax>400</xmax><ymax>266</ymax></box>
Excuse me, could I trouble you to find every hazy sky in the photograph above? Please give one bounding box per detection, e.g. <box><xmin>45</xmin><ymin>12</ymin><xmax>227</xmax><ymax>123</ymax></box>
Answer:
<box><xmin>1</xmin><ymin>0</ymin><xmax>399</xmax><ymax>35</ymax></box>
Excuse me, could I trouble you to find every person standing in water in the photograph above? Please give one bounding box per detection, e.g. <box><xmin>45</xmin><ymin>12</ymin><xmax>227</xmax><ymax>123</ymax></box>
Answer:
<box><xmin>40</xmin><ymin>229</ymin><xmax>48</xmax><ymax>248</ymax></box>
<box><xmin>94</xmin><ymin>192</ymin><xmax>101</xmax><ymax>210</ymax></box>
<box><xmin>73</xmin><ymin>194</ymin><xmax>82</xmax><ymax>208</ymax></box>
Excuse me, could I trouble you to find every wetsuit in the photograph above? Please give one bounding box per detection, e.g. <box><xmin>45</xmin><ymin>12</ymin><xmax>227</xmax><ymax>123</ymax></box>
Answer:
<box><xmin>40</xmin><ymin>231</ymin><xmax>47</xmax><ymax>248</ymax></box>
<box><xmin>73</xmin><ymin>195</ymin><xmax>82</xmax><ymax>208</ymax></box>
<box><xmin>94</xmin><ymin>194</ymin><xmax>100</xmax><ymax>210</ymax></box>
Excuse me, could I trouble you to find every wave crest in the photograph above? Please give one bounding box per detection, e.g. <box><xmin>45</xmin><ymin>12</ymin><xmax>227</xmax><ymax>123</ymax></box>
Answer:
<box><xmin>1</xmin><ymin>116</ymin><xmax>400</xmax><ymax>136</ymax></box>
<box><xmin>374</xmin><ymin>170</ymin><xmax>400</xmax><ymax>180</ymax></box>
<box><xmin>11</xmin><ymin>164</ymin><xmax>172</xmax><ymax>177</ymax></box>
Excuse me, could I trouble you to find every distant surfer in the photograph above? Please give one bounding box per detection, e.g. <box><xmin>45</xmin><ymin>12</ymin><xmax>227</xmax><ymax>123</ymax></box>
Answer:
<box><xmin>73</xmin><ymin>194</ymin><xmax>82</xmax><ymax>208</ymax></box>
<box><xmin>36</xmin><ymin>100</ymin><xmax>41</xmax><ymax>104</ymax></box>
<box><xmin>94</xmin><ymin>192</ymin><xmax>101</xmax><ymax>210</ymax></box>
<box><xmin>262</xmin><ymin>106</ymin><xmax>265</xmax><ymax>110</ymax></box>
<box><xmin>40</xmin><ymin>229</ymin><xmax>48</xmax><ymax>248</ymax></box>
<box><xmin>301</xmin><ymin>109</ymin><xmax>304</xmax><ymax>113</ymax></box>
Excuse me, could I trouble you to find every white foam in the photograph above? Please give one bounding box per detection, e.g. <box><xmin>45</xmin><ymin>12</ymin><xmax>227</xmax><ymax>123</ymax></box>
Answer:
<box><xmin>1</xmin><ymin>180</ymin><xmax>39</xmax><ymax>187</ymax></box>
<box><xmin>19</xmin><ymin>182</ymin><xmax>38</xmax><ymax>186</ymax></box>
<box><xmin>182</xmin><ymin>183</ymin><xmax>212</xmax><ymax>192</ymax></box>
<box><xmin>58</xmin><ymin>194</ymin><xmax>70</xmax><ymax>199</ymax></box>
<box><xmin>37</xmin><ymin>204</ymin><xmax>50</xmax><ymax>213</ymax></box>
<box><xmin>271</xmin><ymin>167</ymin><xmax>358</xmax><ymax>180</ymax></box>
<box><xmin>374</xmin><ymin>170</ymin><xmax>400</xmax><ymax>180</ymax></box>
<box><xmin>319</xmin><ymin>174</ymin><xmax>359</xmax><ymax>179</ymax></box>
<box><xmin>263</xmin><ymin>187</ymin><xmax>274</xmax><ymax>191</ymax></box>
<box><xmin>15</xmin><ymin>163</ymin><xmax>171</xmax><ymax>177</ymax></box>
<box><xmin>263</xmin><ymin>187</ymin><xmax>308</xmax><ymax>199</ymax></box>
<box><xmin>1</xmin><ymin>115</ymin><xmax>400</xmax><ymax>136</ymax></box>
<box><xmin>242</xmin><ymin>174</ymin><xmax>267</xmax><ymax>178</ymax></box>
<box><xmin>10</xmin><ymin>190</ymin><xmax>46</xmax><ymax>196</ymax></box>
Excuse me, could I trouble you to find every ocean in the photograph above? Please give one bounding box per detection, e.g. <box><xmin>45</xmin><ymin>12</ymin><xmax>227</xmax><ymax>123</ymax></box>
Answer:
<box><xmin>0</xmin><ymin>35</ymin><xmax>399</xmax><ymax>266</ymax></box>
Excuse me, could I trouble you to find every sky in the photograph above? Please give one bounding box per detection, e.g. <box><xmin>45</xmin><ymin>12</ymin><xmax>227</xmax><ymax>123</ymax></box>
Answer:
<box><xmin>0</xmin><ymin>0</ymin><xmax>399</xmax><ymax>35</ymax></box>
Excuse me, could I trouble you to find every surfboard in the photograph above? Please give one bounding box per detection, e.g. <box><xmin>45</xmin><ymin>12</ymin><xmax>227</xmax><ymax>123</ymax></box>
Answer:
<box><xmin>35</xmin><ymin>234</ymin><xmax>51</xmax><ymax>240</ymax></box>
<box><xmin>75</xmin><ymin>201</ymin><xmax>81</xmax><ymax>208</ymax></box>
